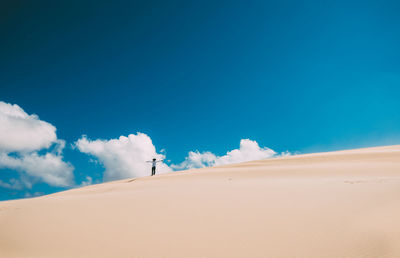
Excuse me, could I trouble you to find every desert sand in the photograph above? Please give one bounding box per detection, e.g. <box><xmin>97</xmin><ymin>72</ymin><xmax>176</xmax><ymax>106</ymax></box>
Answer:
<box><xmin>1</xmin><ymin>145</ymin><xmax>400</xmax><ymax>257</ymax></box>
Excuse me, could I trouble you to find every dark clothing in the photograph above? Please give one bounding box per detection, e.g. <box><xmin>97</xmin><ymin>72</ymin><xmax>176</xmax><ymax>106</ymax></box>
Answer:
<box><xmin>151</xmin><ymin>166</ymin><xmax>156</xmax><ymax>176</ymax></box>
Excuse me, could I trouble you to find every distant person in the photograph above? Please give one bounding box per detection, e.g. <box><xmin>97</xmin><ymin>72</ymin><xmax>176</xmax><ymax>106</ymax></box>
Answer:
<box><xmin>146</xmin><ymin>158</ymin><xmax>163</xmax><ymax>176</ymax></box>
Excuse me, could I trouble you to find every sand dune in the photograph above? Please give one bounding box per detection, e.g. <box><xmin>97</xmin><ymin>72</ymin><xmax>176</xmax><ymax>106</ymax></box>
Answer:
<box><xmin>1</xmin><ymin>145</ymin><xmax>400</xmax><ymax>257</ymax></box>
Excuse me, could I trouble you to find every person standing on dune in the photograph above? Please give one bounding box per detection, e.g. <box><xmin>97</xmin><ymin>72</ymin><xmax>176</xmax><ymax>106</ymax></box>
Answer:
<box><xmin>146</xmin><ymin>158</ymin><xmax>163</xmax><ymax>176</ymax></box>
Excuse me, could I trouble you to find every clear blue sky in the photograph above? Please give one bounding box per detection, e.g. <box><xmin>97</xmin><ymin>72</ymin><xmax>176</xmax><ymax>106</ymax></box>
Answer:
<box><xmin>1</xmin><ymin>0</ymin><xmax>400</xmax><ymax>200</ymax></box>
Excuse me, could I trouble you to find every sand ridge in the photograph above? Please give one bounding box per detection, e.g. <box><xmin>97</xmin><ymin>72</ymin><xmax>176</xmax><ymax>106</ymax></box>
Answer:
<box><xmin>1</xmin><ymin>145</ymin><xmax>400</xmax><ymax>257</ymax></box>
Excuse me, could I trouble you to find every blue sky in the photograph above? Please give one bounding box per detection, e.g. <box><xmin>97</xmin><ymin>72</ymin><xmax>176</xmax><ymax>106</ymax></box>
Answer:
<box><xmin>1</xmin><ymin>0</ymin><xmax>400</xmax><ymax>200</ymax></box>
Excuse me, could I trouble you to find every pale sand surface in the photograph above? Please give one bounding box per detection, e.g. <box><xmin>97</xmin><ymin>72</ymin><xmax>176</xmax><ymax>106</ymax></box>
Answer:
<box><xmin>1</xmin><ymin>145</ymin><xmax>400</xmax><ymax>257</ymax></box>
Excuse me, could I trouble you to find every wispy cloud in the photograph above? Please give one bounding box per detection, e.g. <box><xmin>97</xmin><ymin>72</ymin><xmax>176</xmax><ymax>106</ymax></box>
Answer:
<box><xmin>0</xmin><ymin>178</ymin><xmax>24</xmax><ymax>190</ymax></box>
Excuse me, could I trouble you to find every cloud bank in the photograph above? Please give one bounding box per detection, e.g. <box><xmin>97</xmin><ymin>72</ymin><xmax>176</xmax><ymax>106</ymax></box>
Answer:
<box><xmin>0</xmin><ymin>101</ymin><xmax>74</xmax><ymax>188</ymax></box>
<box><xmin>172</xmin><ymin>139</ymin><xmax>276</xmax><ymax>170</ymax></box>
<box><xmin>75</xmin><ymin>133</ymin><xmax>278</xmax><ymax>181</ymax></box>
<box><xmin>0</xmin><ymin>101</ymin><xmax>282</xmax><ymax>193</ymax></box>
<box><xmin>75</xmin><ymin>133</ymin><xmax>171</xmax><ymax>181</ymax></box>
<box><xmin>75</xmin><ymin>133</ymin><xmax>277</xmax><ymax>181</ymax></box>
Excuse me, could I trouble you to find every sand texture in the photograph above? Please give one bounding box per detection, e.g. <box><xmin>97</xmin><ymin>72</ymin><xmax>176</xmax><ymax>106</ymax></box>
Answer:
<box><xmin>1</xmin><ymin>145</ymin><xmax>400</xmax><ymax>257</ymax></box>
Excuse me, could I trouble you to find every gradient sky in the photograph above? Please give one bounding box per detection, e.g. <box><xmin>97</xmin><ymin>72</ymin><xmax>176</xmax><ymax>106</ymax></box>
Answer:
<box><xmin>1</xmin><ymin>0</ymin><xmax>400</xmax><ymax>200</ymax></box>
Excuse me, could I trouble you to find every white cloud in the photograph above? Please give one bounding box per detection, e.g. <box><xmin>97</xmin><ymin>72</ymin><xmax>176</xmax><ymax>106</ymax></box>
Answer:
<box><xmin>0</xmin><ymin>151</ymin><xmax>74</xmax><ymax>187</ymax></box>
<box><xmin>171</xmin><ymin>151</ymin><xmax>217</xmax><ymax>170</ymax></box>
<box><xmin>0</xmin><ymin>178</ymin><xmax>24</xmax><ymax>190</ymax></box>
<box><xmin>0</xmin><ymin>101</ymin><xmax>74</xmax><ymax>188</ymax></box>
<box><xmin>0</xmin><ymin>102</ymin><xmax>57</xmax><ymax>153</ymax></box>
<box><xmin>24</xmin><ymin>192</ymin><xmax>44</xmax><ymax>198</ymax></box>
<box><xmin>75</xmin><ymin>133</ymin><xmax>171</xmax><ymax>181</ymax></box>
<box><xmin>172</xmin><ymin>139</ymin><xmax>276</xmax><ymax>170</ymax></box>
<box><xmin>80</xmin><ymin>176</ymin><xmax>93</xmax><ymax>187</ymax></box>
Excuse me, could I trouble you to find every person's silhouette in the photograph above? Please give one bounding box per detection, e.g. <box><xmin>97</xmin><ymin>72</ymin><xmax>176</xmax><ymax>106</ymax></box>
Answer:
<box><xmin>146</xmin><ymin>158</ymin><xmax>163</xmax><ymax>176</ymax></box>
